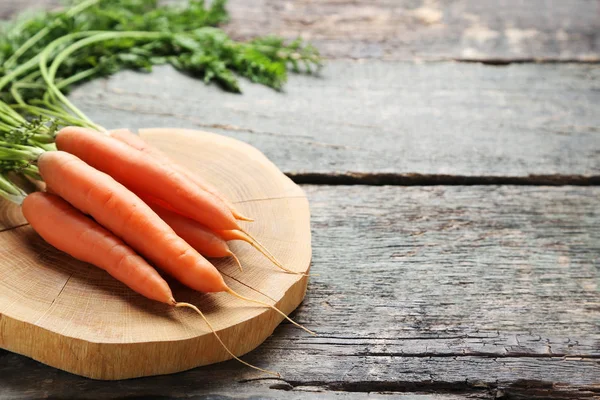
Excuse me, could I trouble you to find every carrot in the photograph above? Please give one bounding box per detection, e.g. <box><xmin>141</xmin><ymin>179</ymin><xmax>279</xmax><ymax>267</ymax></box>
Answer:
<box><xmin>146</xmin><ymin>199</ymin><xmax>243</xmax><ymax>271</ymax></box>
<box><xmin>37</xmin><ymin>150</ymin><xmax>227</xmax><ymax>294</ymax></box>
<box><xmin>22</xmin><ymin>192</ymin><xmax>175</xmax><ymax>305</ymax></box>
<box><xmin>142</xmin><ymin>194</ymin><xmax>302</xmax><ymax>275</ymax></box>
<box><xmin>59</xmin><ymin>127</ymin><xmax>298</xmax><ymax>274</ymax></box>
<box><xmin>109</xmin><ymin>129</ymin><xmax>253</xmax><ymax>222</ymax></box>
<box><xmin>37</xmin><ymin>151</ymin><xmax>314</xmax><ymax>335</ymax></box>
<box><xmin>55</xmin><ymin>127</ymin><xmax>239</xmax><ymax>231</ymax></box>
<box><xmin>22</xmin><ymin>191</ymin><xmax>280</xmax><ymax>376</ymax></box>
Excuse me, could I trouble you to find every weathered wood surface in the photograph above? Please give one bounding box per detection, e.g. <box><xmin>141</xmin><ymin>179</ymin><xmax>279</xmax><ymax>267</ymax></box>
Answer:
<box><xmin>3</xmin><ymin>0</ymin><xmax>600</xmax><ymax>62</ymax></box>
<box><xmin>0</xmin><ymin>0</ymin><xmax>59</xmax><ymax>19</ymax></box>
<box><xmin>226</xmin><ymin>0</ymin><xmax>600</xmax><ymax>62</ymax></box>
<box><xmin>71</xmin><ymin>62</ymin><xmax>600</xmax><ymax>178</ymax></box>
<box><xmin>5</xmin><ymin>1</ymin><xmax>600</xmax><ymax>180</ymax></box>
<box><xmin>1</xmin><ymin>186</ymin><xmax>599</xmax><ymax>399</ymax></box>
<box><xmin>2</xmin><ymin>1</ymin><xmax>599</xmax><ymax>399</ymax></box>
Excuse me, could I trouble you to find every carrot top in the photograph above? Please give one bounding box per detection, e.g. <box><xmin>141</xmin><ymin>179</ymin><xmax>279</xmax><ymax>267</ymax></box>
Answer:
<box><xmin>0</xmin><ymin>1</ymin><xmax>322</xmax><ymax>198</ymax></box>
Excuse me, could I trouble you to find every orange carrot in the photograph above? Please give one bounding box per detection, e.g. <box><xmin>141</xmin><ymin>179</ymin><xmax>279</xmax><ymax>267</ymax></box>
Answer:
<box><xmin>22</xmin><ymin>192</ymin><xmax>175</xmax><ymax>305</ymax></box>
<box><xmin>140</xmin><ymin>194</ymin><xmax>300</xmax><ymax>275</ymax></box>
<box><xmin>146</xmin><ymin>199</ymin><xmax>243</xmax><ymax>271</ymax></box>
<box><xmin>22</xmin><ymin>191</ymin><xmax>280</xmax><ymax>376</ymax></box>
<box><xmin>37</xmin><ymin>150</ymin><xmax>227</xmax><ymax>293</ymax></box>
<box><xmin>38</xmin><ymin>151</ymin><xmax>313</xmax><ymax>334</ymax></box>
<box><xmin>100</xmin><ymin>128</ymin><xmax>297</xmax><ymax>274</ymax></box>
<box><xmin>55</xmin><ymin>127</ymin><xmax>239</xmax><ymax>231</ymax></box>
<box><xmin>109</xmin><ymin>129</ymin><xmax>253</xmax><ymax>222</ymax></box>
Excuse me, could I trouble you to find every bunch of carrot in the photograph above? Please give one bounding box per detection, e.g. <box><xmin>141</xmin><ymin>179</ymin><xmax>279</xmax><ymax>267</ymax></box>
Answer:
<box><xmin>0</xmin><ymin>0</ymin><xmax>319</xmax><ymax>376</ymax></box>
<box><xmin>21</xmin><ymin>126</ymin><xmax>312</xmax><ymax>376</ymax></box>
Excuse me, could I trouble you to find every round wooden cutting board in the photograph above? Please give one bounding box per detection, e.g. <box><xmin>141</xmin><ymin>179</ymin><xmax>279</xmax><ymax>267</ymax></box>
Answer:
<box><xmin>0</xmin><ymin>128</ymin><xmax>312</xmax><ymax>380</ymax></box>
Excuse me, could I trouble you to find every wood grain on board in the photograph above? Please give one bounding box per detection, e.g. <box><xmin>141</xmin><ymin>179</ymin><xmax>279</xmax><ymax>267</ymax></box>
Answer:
<box><xmin>71</xmin><ymin>62</ymin><xmax>600</xmax><ymax>178</ymax></box>
<box><xmin>1</xmin><ymin>185</ymin><xmax>598</xmax><ymax>398</ymax></box>
<box><xmin>0</xmin><ymin>130</ymin><xmax>312</xmax><ymax>380</ymax></box>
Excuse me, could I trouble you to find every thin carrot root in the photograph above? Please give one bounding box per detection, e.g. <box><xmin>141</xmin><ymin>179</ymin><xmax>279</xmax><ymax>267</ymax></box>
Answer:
<box><xmin>229</xmin><ymin>251</ymin><xmax>243</xmax><ymax>272</ymax></box>
<box><xmin>235</xmin><ymin>214</ymin><xmax>255</xmax><ymax>223</ymax></box>
<box><xmin>226</xmin><ymin>288</ymin><xmax>316</xmax><ymax>336</ymax></box>
<box><xmin>175</xmin><ymin>302</ymin><xmax>280</xmax><ymax>377</ymax></box>
<box><xmin>238</xmin><ymin>229</ymin><xmax>309</xmax><ymax>276</ymax></box>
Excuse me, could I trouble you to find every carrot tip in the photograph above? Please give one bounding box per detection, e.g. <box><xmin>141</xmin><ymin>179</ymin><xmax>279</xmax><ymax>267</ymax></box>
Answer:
<box><xmin>230</xmin><ymin>251</ymin><xmax>243</xmax><ymax>272</ymax></box>
<box><xmin>175</xmin><ymin>302</ymin><xmax>280</xmax><ymax>377</ymax></box>
<box><xmin>236</xmin><ymin>215</ymin><xmax>255</xmax><ymax>222</ymax></box>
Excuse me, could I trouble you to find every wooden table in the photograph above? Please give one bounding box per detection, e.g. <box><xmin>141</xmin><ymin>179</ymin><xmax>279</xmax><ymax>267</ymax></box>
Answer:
<box><xmin>2</xmin><ymin>1</ymin><xmax>599</xmax><ymax>399</ymax></box>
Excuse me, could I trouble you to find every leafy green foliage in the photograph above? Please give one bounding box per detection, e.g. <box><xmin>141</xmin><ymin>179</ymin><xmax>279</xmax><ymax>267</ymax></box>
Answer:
<box><xmin>0</xmin><ymin>0</ymin><xmax>321</xmax><ymax>198</ymax></box>
<box><xmin>3</xmin><ymin>117</ymin><xmax>58</xmax><ymax>145</ymax></box>
<box><xmin>1</xmin><ymin>0</ymin><xmax>320</xmax><ymax>99</ymax></box>
<box><xmin>0</xmin><ymin>1</ymin><xmax>228</xmax><ymax>68</ymax></box>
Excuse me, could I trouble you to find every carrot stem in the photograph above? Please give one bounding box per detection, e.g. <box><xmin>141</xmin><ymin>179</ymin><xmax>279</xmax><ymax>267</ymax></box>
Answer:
<box><xmin>174</xmin><ymin>302</ymin><xmax>280</xmax><ymax>377</ymax></box>
<box><xmin>0</xmin><ymin>174</ymin><xmax>26</xmax><ymax>202</ymax></box>
<box><xmin>2</xmin><ymin>0</ymin><xmax>101</xmax><ymax>70</ymax></box>
<box><xmin>225</xmin><ymin>288</ymin><xmax>315</xmax><ymax>336</ymax></box>
<box><xmin>41</xmin><ymin>31</ymin><xmax>167</xmax><ymax>130</ymax></box>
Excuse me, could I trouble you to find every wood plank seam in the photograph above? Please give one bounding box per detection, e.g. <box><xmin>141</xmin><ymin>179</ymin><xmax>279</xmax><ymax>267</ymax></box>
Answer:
<box><xmin>69</xmin><ymin>62</ymin><xmax>600</xmax><ymax>179</ymax></box>
<box><xmin>454</xmin><ymin>58</ymin><xmax>600</xmax><ymax>65</ymax></box>
<box><xmin>251</xmin><ymin>377</ymin><xmax>600</xmax><ymax>398</ymax></box>
<box><xmin>288</xmin><ymin>173</ymin><xmax>600</xmax><ymax>186</ymax></box>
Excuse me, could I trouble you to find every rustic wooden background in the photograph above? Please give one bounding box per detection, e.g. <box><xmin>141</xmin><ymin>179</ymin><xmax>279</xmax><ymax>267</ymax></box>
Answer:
<box><xmin>1</xmin><ymin>1</ymin><xmax>599</xmax><ymax>399</ymax></box>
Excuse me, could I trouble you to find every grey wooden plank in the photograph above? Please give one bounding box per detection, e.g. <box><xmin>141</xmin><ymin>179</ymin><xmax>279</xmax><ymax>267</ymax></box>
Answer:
<box><xmin>0</xmin><ymin>0</ymin><xmax>60</xmax><ymax>19</ymax></box>
<box><xmin>70</xmin><ymin>62</ymin><xmax>600</xmax><ymax>177</ymax></box>
<box><xmin>3</xmin><ymin>0</ymin><xmax>599</xmax><ymax>61</ymax></box>
<box><xmin>1</xmin><ymin>186</ymin><xmax>598</xmax><ymax>399</ymax></box>
<box><xmin>0</xmin><ymin>350</ymin><xmax>597</xmax><ymax>399</ymax></box>
<box><xmin>225</xmin><ymin>0</ymin><xmax>600</xmax><ymax>62</ymax></box>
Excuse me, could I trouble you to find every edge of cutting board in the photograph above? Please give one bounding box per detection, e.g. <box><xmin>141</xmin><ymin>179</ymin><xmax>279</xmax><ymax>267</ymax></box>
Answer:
<box><xmin>0</xmin><ymin>128</ymin><xmax>312</xmax><ymax>380</ymax></box>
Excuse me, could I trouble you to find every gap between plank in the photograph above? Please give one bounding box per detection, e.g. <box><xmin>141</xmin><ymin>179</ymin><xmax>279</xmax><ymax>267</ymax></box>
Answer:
<box><xmin>287</xmin><ymin>173</ymin><xmax>600</xmax><ymax>186</ymax></box>
<box><xmin>259</xmin><ymin>378</ymin><xmax>600</xmax><ymax>399</ymax></box>
<box><xmin>452</xmin><ymin>57</ymin><xmax>600</xmax><ymax>65</ymax></box>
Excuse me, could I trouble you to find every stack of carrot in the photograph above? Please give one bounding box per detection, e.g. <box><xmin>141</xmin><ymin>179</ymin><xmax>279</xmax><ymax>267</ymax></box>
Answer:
<box><xmin>21</xmin><ymin>126</ymin><xmax>312</xmax><ymax>376</ymax></box>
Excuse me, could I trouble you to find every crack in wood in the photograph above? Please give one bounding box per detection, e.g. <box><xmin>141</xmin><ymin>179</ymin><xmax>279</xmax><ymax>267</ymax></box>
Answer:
<box><xmin>273</xmin><ymin>378</ymin><xmax>498</xmax><ymax>395</ymax></box>
<box><xmin>351</xmin><ymin>352</ymin><xmax>600</xmax><ymax>359</ymax></box>
<box><xmin>287</xmin><ymin>172</ymin><xmax>600</xmax><ymax>186</ymax></box>
<box><xmin>232</xmin><ymin>195</ymin><xmax>307</xmax><ymax>205</ymax></box>
<box><xmin>0</xmin><ymin>223</ymin><xmax>29</xmax><ymax>234</ymax></box>
<box><xmin>454</xmin><ymin>58</ymin><xmax>600</xmax><ymax>65</ymax></box>
<box><xmin>51</xmin><ymin>273</ymin><xmax>73</xmax><ymax>306</ymax></box>
<box><xmin>32</xmin><ymin>272</ymin><xmax>74</xmax><ymax>326</ymax></box>
<box><xmin>262</xmin><ymin>378</ymin><xmax>600</xmax><ymax>399</ymax></box>
<box><xmin>222</xmin><ymin>273</ymin><xmax>279</xmax><ymax>304</ymax></box>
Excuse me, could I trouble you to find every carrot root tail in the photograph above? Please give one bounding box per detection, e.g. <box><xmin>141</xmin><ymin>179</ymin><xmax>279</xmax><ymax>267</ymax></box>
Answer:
<box><xmin>239</xmin><ymin>229</ymin><xmax>309</xmax><ymax>277</ymax></box>
<box><xmin>225</xmin><ymin>288</ymin><xmax>316</xmax><ymax>336</ymax></box>
<box><xmin>234</xmin><ymin>213</ymin><xmax>255</xmax><ymax>222</ymax></box>
<box><xmin>229</xmin><ymin>251</ymin><xmax>243</xmax><ymax>272</ymax></box>
<box><xmin>175</xmin><ymin>302</ymin><xmax>280</xmax><ymax>377</ymax></box>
